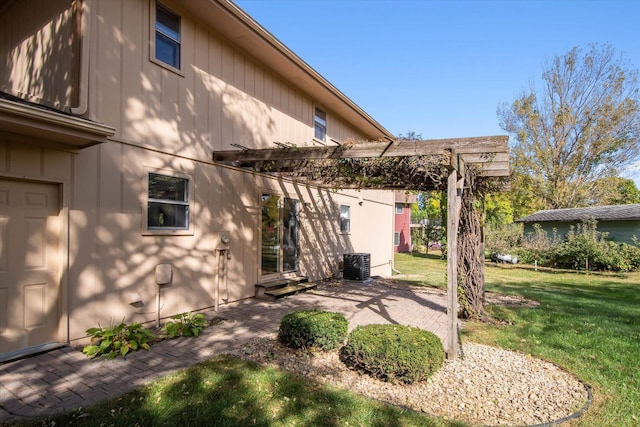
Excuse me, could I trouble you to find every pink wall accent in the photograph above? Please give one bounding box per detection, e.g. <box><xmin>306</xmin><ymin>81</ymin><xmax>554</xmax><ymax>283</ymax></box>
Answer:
<box><xmin>394</xmin><ymin>203</ymin><xmax>412</xmax><ymax>253</ymax></box>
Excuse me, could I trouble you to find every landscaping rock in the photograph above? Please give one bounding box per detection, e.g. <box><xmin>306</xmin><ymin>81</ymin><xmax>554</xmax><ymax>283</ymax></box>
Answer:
<box><xmin>227</xmin><ymin>337</ymin><xmax>589</xmax><ymax>426</ymax></box>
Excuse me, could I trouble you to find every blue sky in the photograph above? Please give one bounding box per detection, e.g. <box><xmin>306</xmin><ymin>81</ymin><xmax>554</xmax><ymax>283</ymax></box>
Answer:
<box><xmin>234</xmin><ymin>0</ymin><xmax>640</xmax><ymax>182</ymax></box>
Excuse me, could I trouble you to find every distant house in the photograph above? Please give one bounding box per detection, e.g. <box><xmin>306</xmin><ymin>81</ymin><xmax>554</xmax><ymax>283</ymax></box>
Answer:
<box><xmin>393</xmin><ymin>191</ymin><xmax>417</xmax><ymax>253</ymax></box>
<box><xmin>516</xmin><ymin>204</ymin><xmax>640</xmax><ymax>245</ymax></box>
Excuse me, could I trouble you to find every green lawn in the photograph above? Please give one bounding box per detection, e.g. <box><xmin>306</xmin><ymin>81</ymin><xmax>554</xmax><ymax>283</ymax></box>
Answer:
<box><xmin>7</xmin><ymin>355</ymin><xmax>462</xmax><ymax>427</ymax></box>
<box><xmin>396</xmin><ymin>252</ymin><xmax>640</xmax><ymax>426</ymax></box>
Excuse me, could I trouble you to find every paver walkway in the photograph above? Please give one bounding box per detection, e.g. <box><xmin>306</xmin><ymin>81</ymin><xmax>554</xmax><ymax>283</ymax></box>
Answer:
<box><xmin>0</xmin><ymin>280</ymin><xmax>448</xmax><ymax>424</ymax></box>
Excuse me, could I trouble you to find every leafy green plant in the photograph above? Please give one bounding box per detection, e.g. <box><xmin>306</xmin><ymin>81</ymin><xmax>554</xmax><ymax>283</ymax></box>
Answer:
<box><xmin>340</xmin><ymin>324</ymin><xmax>445</xmax><ymax>384</ymax></box>
<box><xmin>500</xmin><ymin>220</ymin><xmax>640</xmax><ymax>272</ymax></box>
<box><xmin>278</xmin><ymin>310</ymin><xmax>348</xmax><ymax>351</ymax></box>
<box><xmin>82</xmin><ymin>322</ymin><xmax>156</xmax><ymax>359</ymax></box>
<box><xmin>162</xmin><ymin>312</ymin><xmax>208</xmax><ymax>338</ymax></box>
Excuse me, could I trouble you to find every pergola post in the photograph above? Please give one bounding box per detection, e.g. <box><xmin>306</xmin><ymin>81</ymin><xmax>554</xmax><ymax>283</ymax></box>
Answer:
<box><xmin>446</xmin><ymin>153</ymin><xmax>464</xmax><ymax>360</ymax></box>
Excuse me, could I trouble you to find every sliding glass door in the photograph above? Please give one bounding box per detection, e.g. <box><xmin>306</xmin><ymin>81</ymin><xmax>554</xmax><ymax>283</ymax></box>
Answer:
<box><xmin>261</xmin><ymin>194</ymin><xmax>299</xmax><ymax>275</ymax></box>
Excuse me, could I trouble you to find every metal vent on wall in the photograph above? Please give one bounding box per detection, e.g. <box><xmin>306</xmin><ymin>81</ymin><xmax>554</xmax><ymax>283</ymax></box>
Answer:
<box><xmin>343</xmin><ymin>253</ymin><xmax>371</xmax><ymax>281</ymax></box>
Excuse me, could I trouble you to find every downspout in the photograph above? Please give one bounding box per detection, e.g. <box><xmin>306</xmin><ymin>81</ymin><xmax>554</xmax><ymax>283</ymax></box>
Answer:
<box><xmin>71</xmin><ymin>0</ymin><xmax>90</xmax><ymax>116</ymax></box>
<box><xmin>389</xmin><ymin>259</ymin><xmax>401</xmax><ymax>275</ymax></box>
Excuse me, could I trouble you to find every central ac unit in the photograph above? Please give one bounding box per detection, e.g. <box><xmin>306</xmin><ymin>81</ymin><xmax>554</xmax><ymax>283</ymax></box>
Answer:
<box><xmin>343</xmin><ymin>253</ymin><xmax>371</xmax><ymax>281</ymax></box>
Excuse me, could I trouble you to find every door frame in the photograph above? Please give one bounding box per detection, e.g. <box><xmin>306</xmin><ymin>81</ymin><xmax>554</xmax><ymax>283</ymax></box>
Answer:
<box><xmin>0</xmin><ymin>173</ymin><xmax>69</xmax><ymax>361</ymax></box>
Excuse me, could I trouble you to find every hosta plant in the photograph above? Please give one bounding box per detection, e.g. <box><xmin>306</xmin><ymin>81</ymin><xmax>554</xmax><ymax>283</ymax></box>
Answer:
<box><xmin>162</xmin><ymin>312</ymin><xmax>208</xmax><ymax>338</ymax></box>
<box><xmin>82</xmin><ymin>322</ymin><xmax>156</xmax><ymax>359</ymax></box>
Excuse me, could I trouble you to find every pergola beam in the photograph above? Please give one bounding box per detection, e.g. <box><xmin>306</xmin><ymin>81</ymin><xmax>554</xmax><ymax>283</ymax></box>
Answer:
<box><xmin>213</xmin><ymin>135</ymin><xmax>508</xmax><ymax>171</ymax></box>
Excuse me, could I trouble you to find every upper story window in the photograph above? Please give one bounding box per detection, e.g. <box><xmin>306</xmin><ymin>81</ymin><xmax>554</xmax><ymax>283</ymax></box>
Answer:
<box><xmin>314</xmin><ymin>107</ymin><xmax>327</xmax><ymax>142</ymax></box>
<box><xmin>340</xmin><ymin>204</ymin><xmax>350</xmax><ymax>233</ymax></box>
<box><xmin>395</xmin><ymin>203</ymin><xmax>404</xmax><ymax>214</ymax></box>
<box><xmin>155</xmin><ymin>3</ymin><xmax>181</xmax><ymax>70</ymax></box>
<box><xmin>147</xmin><ymin>172</ymin><xmax>189</xmax><ymax>231</ymax></box>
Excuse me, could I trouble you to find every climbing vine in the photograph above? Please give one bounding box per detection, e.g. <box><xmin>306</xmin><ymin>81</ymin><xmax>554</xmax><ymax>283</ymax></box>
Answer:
<box><xmin>456</xmin><ymin>170</ymin><xmax>486</xmax><ymax>319</ymax></box>
<box><xmin>285</xmin><ymin>155</ymin><xmax>450</xmax><ymax>191</ymax></box>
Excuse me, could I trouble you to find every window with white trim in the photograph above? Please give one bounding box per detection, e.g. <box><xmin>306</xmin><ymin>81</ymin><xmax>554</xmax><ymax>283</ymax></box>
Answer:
<box><xmin>395</xmin><ymin>203</ymin><xmax>404</xmax><ymax>214</ymax></box>
<box><xmin>340</xmin><ymin>204</ymin><xmax>350</xmax><ymax>233</ymax></box>
<box><xmin>155</xmin><ymin>3</ymin><xmax>181</xmax><ymax>70</ymax></box>
<box><xmin>147</xmin><ymin>172</ymin><xmax>189</xmax><ymax>230</ymax></box>
<box><xmin>314</xmin><ymin>107</ymin><xmax>327</xmax><ymax>142</ymax></box>
<box><xmin>394</xmin><ymin>232</ymin><xmax>400</xmax><ymax>246</ymax></box>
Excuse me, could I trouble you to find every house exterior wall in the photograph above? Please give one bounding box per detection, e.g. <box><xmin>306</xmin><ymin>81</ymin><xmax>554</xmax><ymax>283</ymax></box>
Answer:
<box><xmin>523</xmin><ymin>220</ymin><xmax>640</xmax><ymax>245</ymax></box>
<box><xmin>394</xmin><ymin>203</ymin><xmax>412</xmax><ymax>253</ymax></box>
<box><xmin>523</xmin><ymin>222</ymin><xmax>570</xmax><ymax>242</ymax></box>
<box><xmin>0</xmin><ymin>0</ymin><xmax>394</xmax><ymax>354</ymax></box>
<box><xmin>393</xmin><ymin>191</ymin><xmax>416</xmax><ymax>253</ymax></box>
<box><xmin>0</xmin><ymin>0</ymin><xmax>78</xmax><ymax>109</ymax></box>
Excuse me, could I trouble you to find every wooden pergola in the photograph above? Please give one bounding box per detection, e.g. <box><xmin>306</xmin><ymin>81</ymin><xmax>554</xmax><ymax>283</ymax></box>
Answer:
<box><xmin>213</xmin><ymin>135</ymin><xmax>510</xmax><ymax>359</ymax></box>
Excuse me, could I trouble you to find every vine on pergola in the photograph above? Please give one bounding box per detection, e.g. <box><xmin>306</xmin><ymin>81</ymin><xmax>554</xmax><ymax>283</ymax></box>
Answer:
<box><xmin>267</xmin><ymin>155</ymin><xmax>450</xmax><ymax>190</ymax></box>
<box><xmin>456</xmin><ymin>167</ymin><xmax>490</xmax><ymax>320</ymax></box>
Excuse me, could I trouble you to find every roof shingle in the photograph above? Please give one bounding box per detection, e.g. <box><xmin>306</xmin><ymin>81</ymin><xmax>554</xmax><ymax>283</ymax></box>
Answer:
<box><xmin>516</xmin><ymin>204</ymin><xmax>640</xmax><ymax>223</ymax></box>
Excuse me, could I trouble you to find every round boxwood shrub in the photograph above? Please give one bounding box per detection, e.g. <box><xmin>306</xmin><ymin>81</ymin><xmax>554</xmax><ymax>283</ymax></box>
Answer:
<box><xmin>340</xmin><ymin>324</ymin><xmax>445</xmax><ymax>384</ymax></box>
<box><xmin>278</xmin><ymin>310</ymin><xmax>348</xmax><ymax>351</ymax></box>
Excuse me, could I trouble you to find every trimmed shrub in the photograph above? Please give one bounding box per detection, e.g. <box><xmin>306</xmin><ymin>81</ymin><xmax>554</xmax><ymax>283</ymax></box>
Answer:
<box><xmin>340</xmin><ymin>324</ymin><xmax>445</xmax><ymax>384</ymax></box>
<box><xmin>278</xmin><ymin>310</ymin><xmax>348</xmax><ymax>351</ymax></box>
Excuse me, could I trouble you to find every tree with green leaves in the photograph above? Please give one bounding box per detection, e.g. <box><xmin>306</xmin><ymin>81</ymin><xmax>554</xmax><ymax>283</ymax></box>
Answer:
<box><xmin>499</xmin><ymin>44</ymin><xmax>640</xmax><ymax>211</ymax></box>
<box><xmin>590</xmin><ymin>176</ymin><xmax>640</xmax><ymax>206</ymax></box>
<box><xmin>411</xmin><ymin>191</ymin><xmax>444</xmax><ymax>251</ymax></box>
<box><xmin>483</xmin><ymin>193</ymin><xmax>515</xmax><ymax>226</ymax></box>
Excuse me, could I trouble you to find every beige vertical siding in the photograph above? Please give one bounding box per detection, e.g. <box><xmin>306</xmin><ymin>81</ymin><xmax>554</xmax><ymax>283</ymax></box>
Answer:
<box><xmin>0</xmin><ymin>140</ymin><xmax>72</xmax><ymax>183</ymax></box>
<box><xmin>89</xmin><ymin>0</ymin><xmax>370</xmax><ymax>159</ymax></box>
<box><xmin>0</xmin><ymin>0</ymin><xmax>76</xmax><ymax>109</ymax></box>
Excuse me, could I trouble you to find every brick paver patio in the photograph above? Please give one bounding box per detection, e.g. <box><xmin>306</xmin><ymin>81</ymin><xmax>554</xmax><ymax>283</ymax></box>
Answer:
<box><xmin>0</xmin><ymin>280</ymin><xmax>449</xmax><ymax>424</ymax></box>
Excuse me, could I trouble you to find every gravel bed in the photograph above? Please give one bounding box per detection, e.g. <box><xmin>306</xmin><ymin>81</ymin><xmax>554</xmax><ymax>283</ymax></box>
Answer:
<box><xmin>227</xmin><ymin>337</ymin><xmax>589</xmax><ymax>426</ymax></box>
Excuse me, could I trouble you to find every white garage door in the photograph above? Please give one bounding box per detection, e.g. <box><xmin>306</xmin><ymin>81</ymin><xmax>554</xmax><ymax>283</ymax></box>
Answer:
<box><xmin>0</xmin><ymin>179</ymin><xmax>62</xmax><ymax>359</ymax></box>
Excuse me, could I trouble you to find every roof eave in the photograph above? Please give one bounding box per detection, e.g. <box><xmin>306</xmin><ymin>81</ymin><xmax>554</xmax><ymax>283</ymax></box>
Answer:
<box><xmin>0</xmin><ymin>97</ymin><xmax>115</xmax><ymax>149</ymax></box>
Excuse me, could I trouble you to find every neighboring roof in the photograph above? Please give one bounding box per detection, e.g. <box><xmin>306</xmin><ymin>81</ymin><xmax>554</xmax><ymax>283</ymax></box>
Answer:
<box><xmin>516</xmin><ymin>204</ymin><xmax>640</xmax><ymax>223</ymax></box>
<box><xmin>394</xmin><ymin>190</ymin><xmax>417</xmax><ymax>205</ymax></box>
